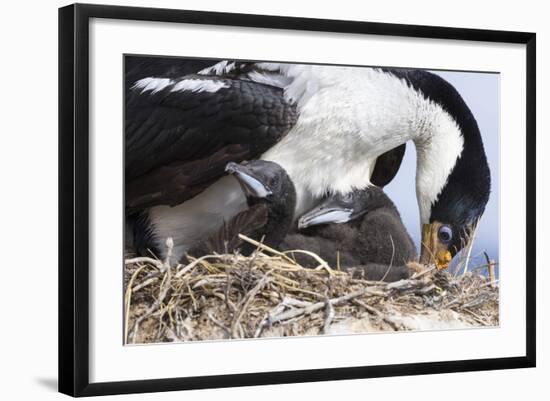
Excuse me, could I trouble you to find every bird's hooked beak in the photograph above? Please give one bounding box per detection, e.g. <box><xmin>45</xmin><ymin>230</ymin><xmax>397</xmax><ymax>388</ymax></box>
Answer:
<box><xmin>226</xmin><ymin>162</ymin><xmax>273</xmax><ymax>198</ymax></box>
<box><xmin>419</xmin><ymin>222</ymin><xmax>453</xmax><ymax>270</ymax></box>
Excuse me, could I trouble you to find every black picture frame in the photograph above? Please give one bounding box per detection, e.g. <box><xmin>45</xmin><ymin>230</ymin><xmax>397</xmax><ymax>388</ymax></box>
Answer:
<box><xmin>59</xmin><ymin>3</ymin><xmax>536</xmax><ymax>397</ymax></box>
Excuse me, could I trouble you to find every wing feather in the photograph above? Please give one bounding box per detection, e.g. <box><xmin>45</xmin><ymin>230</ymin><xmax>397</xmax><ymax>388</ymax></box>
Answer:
<box><xmin>125</xmin><ymin>73</ymin><xmax>297</xmax><ymax>208</ymax></box>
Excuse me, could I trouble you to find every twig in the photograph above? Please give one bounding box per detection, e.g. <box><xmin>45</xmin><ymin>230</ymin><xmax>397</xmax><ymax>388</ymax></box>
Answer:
<box><xmin>352</xmin><ymin>299</ymin><xmax>400</xmax><ymax>330</ymax></box>
<box><xmin>129</xmin><ymin>238</ymin><xmax>174</xmax><ymax>343</ymax></box>
<box><xmin>461</xmin><ymin>218</ymin><xmax>480</xmax><ymax>276</ymax></box>
<box><xmin>231</xmin><ymin>272</ymin><xmax>272</xmax><ymax>338</ymax></box>
<box><xmin>238</xmin><ymin>234</ymin><xmax>296</xmax><ymax>264</ymax></box>
<box><xmin>462</xmin><ymin>308</ymin><xmax>489</xmax><ymax>325</ymax></box>
<box><xmin>254</xmin><ymin>302</ymin><xmax>286</xmax><ymax>338</ymax></box>
<box><xmin>386</xmin><ymin>279</ymin><xmax>423</xmax><ymax>291</ymax></box>
<box><xmin>380</xmin><ymin>234</ymin><xmax>395</xmax><ymax>282</ymax></box>
<box><xmin>462</xmin><ymin>293</ymin><xmax>496</xmax><ymax>309</ymax></box>
<box><xmin>175</xmin><ymin>255</ymin><xmax>223</xmax><ymax>278</ymax></box>
<box><xmin>411</xmin><ymin>265</ymin><xmax>437</xmax><ymax>280</ymax></box>
<box><xmin>207</xmin><ymin>313</ymin><xmax>231</xmax><ymax>337</ymax></box>
<box><xmin>192</xmin><ymin>277</ymin><xmax>227</xmax><ymax>288</ymax></box>
<box><xmin>124</xmin><ymin>264</ymin><xmax>148</xmax><ymax>344</ymax></box>
<box><xmin>125</xmin><ymin>256</ymin><xmax>163</xmax><ymax>269</ymax></box>
<box><xmin>224</xmin><ymin>275</ymin><xmax>237</xmax><ymax>313</ymax></box>
<box><xmin>287</xmin><ymin>249</ymin><xmax>333</xmax><ymax>273</ymax></box>
<box><xmin>322</xmin><ymin>298</ymin><xmax>335</xmax><ymax>334</ymax></box>
<box><xmin>481</xmin><ymin>279</ymin><xmax>500</xmax><ymax>288</ymax></box>
<box><xmin>132</xmin><ymin>276</ymin><xmax>159</xmax><ymax>293</ymax></box>
<box><xmin>282</xmin><ymin>297</ymin><xmax>313</xmax><ymax>308</ymax></box>
<box><xmin>270</xmin><ymin>289</ymin><xmax>372</xmax><ymax>324</ymax></box>
<box><xmin>484</xmin><ymin>252</ymin><xmax>497</xmax><ymax>288</ymax></box>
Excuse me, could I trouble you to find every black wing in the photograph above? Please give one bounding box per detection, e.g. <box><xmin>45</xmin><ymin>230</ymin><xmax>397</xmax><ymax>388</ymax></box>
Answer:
<box><xmin>125</xmin><ymin>144</ymin><xmax>251</xmax><ymax>210</ymax></box>
<box><xmin>125</xmin><ymin>74</ymin><xmax>297</xmax><ymax>209</ymax></box>
<box><xmin>370</xmin><ymin>143</ymin><xmax>407</xmax><ymax>188</ymax></box>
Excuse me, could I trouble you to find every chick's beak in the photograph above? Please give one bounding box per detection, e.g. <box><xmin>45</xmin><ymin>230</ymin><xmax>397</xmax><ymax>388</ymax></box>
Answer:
<box><xmin>297</xmin><ymin>207</ymin><xmax>353</xmax><ymax>229</ymax></box>
<box><xmin>225</xmin><ymin>162</ymin><xmax>272</xmax><ymax>198</ymax></box>
<box><xmin>419</xmin><ymin>222</ymin><xmax>452</xmax><ymax>270</ymax></box>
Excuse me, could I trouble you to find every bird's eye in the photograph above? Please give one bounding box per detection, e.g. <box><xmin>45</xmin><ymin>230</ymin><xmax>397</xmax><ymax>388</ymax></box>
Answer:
<box><xmin>438</xmin><ymin>225</ymin><xmax>453</xmax><ymax>243</ymax></box>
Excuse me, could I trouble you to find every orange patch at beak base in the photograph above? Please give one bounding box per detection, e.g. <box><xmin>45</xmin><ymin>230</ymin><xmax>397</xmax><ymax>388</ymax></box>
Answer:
<box><xmin>420</xmin><ymin>222</ymin><xmax>452</xmax><ymax>270</ymax></box>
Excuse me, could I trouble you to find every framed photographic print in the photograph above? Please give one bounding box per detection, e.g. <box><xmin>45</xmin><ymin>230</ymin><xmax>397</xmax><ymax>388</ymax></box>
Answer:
<box><xmin>58</xmin><ymin>3</ymin><xmax>536</xmax><ymax>397</ymax></box>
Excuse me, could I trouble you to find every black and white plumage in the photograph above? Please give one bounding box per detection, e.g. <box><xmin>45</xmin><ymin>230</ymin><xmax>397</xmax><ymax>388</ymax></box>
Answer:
<box><xmin>125</xmin><ymin>74</ymin><xmax>298</xmax><ymax>210</ymax></box>
<box><xmin>125</xmin><ymin>58</ymin><xmax>404</xmax><ymax>211</ymax></box>
<box><xmin>126</xmin><ymin>58</ymin><xmax>490</xmax><ymax>268</ymax></box>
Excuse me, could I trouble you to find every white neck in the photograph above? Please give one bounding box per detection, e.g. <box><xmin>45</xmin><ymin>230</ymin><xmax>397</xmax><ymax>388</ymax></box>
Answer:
<box><xmin>413</xmin><ymin>109</ymin><xmax>464</xmax><ymax>224</ymax></box>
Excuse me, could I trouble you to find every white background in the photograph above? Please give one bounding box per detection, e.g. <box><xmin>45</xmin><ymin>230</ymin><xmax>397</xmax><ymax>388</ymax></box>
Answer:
<box><xmin>0</xmin><ymin>0</ymin><xmax>546</xmax><ymax>399</ymax></box>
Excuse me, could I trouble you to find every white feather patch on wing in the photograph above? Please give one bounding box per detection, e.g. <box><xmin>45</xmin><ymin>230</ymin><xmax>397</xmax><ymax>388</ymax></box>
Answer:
<box><xmin>171</xmin><ymin>78</ymin><xmax>229</xmax><ymax>93</ymax></box>
<box><xmin>198</xmin><ymin>60</ymin><xmax>236</xmax><ymax>75</ymax></box>
<box><xmin>132</xmin><ymin>77</ymin><xmax>173</xmax><ymax>94</ymax></box>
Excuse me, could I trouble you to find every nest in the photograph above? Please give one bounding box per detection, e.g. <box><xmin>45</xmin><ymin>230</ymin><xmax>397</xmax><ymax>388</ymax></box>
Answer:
<box><xmin>124</xmin><ymin>235</ymin><xmax>499</xmax><ymax>344</ymax></box>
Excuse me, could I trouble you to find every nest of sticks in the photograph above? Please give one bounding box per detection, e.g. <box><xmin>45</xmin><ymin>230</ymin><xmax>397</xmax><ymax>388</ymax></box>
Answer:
<box><xmin>124</xmin><ymin>235</ymin><xmax>499</xmax><ymax>344</ymax></box>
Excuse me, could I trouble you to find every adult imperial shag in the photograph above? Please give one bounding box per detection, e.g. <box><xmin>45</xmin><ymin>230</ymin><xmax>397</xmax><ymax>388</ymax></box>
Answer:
<box><xmin>126</xmin><ymin>59</ymin><xmax>490</xmax><ymax>269</ymax></box>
